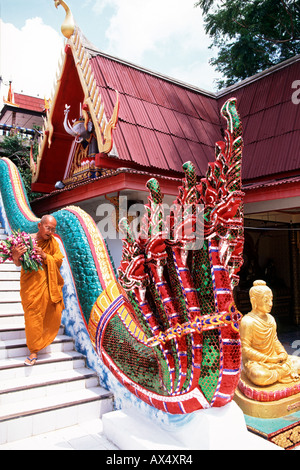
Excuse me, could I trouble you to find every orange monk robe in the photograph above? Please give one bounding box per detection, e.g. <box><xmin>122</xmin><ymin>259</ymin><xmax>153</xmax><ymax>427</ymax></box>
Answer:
<box><xmin>20</xmin><ymin>236</ymin><xmax>65</xmax><ymax>354</ymax></box>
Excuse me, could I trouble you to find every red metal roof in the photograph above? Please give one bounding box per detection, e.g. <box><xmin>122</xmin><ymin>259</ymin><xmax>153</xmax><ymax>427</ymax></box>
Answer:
<box><xmin>90</xmin><ymin>52</ymin><xmax>300</xmax><ymax>183</ymax></box>
<box><xmin>32</xmin><ymin>46</ymin><xmax>300</xmax><ymax>193</ymax></box>
<box><xmin>218</xmin><ymin>57</ymin><xmax>300</xmax><ymax>181</ymax></box>
<box><xmin>90</xmin><ymin>54</ymin><xmax>221</xmax><ymax>178</ymax></box>
<box><xmin>13</xmin><ymin>93</ymin><xmax>45</xmax><ymax>113</ymax></box>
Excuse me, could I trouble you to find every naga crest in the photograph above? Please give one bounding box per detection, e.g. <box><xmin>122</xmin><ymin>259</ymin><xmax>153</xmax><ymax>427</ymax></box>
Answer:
<box><xmin>88</xmin><ymin>98</ymin><xmax>244</xmax><ymax>414</ymax></box>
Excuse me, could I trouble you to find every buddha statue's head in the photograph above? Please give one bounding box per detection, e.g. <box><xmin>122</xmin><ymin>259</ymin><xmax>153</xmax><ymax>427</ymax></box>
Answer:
<box><xmin>249</xmin><ymin>280</ymin><xmax>273</xmax><ymax>315</ymax></box>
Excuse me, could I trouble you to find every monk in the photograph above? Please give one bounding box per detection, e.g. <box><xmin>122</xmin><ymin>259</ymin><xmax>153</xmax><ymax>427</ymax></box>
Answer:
<box><xmin>240</xmin><ymin>280</ymin><xmax>300</xmax><ymax>386</ymax></box>
<box><xmin>12</xmin><ymin>215</ymin><xmax>64</xmax><ymax>366</ymax></box>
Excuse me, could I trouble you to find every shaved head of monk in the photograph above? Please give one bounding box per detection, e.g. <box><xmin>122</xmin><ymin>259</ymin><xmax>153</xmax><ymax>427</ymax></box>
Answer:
<box><xmin>37</xmin><ymin>215</ymin><xmax>57</xmax><ymax>241</ymax></box>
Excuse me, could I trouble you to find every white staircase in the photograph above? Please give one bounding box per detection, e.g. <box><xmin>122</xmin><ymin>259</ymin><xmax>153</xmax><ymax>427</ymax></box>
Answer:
<box><xmin>0</xmin><ymin>223</ymin><xmax>115</xmax><ymax>446</ymax></box>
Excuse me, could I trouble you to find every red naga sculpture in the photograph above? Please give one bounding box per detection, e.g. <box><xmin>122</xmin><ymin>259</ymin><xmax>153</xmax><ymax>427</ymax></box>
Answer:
<box><xmin>88</xmin><ymin>98</ymin><xmax>244</xmax><ymax>414</ymax></box>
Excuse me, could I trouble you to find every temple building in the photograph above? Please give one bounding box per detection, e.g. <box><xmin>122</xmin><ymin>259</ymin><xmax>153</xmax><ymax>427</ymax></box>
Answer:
<box><xmin>0</xmin><ymin>82</ymin><xmax>46</xmax><ymax>144</ymax></box>
<box><xmin>9</xmin><ymin>23</ymin><xmax>299</xmax><ymax>329</ymax></box>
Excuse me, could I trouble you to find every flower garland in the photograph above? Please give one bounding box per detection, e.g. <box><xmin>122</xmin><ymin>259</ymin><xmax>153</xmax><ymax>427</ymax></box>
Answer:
<box><xmin>0</xmin><ymin>230</ymin><xmax>43</xmax><ymax>272</ymax></box>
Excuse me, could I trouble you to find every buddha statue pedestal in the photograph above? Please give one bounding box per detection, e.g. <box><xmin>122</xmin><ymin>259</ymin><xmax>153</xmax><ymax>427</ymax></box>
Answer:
<box><xmin>234</xmin><ymin>280</ymin><xmax>300</xmax><ymax>448</ymax></box>
<box><xmin>234</xmin><ymin>373</ymin><xmax>300</xmax><ymax>449</ymax></box>
<box><xmin>235</xmin><ymin>280</ymin><xmax>300</xmax><ymax>419</ymax></box>
<box><xmin>235</xmin><ymin>370</ymin><xmax>300</xmax><ymax>419</ymax></box>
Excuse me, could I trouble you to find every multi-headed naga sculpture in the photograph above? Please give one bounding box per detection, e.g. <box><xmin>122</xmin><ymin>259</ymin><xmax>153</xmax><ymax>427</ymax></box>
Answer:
<box><xmin>88</xmin><ymin>98</ymin><xmax>244</xmax><ymax>414</ymax></box>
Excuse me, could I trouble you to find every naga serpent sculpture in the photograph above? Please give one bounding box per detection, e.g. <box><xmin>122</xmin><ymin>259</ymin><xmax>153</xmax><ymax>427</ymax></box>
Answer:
<box><xmin>0</xmin><ymin>97</ymin><xmax>244</xmax><ymax>415</ymax></box>
<box><xmin>88</xmin><ymin>97</ymin><xmax>244</xmax><ymax>413</ymax></box>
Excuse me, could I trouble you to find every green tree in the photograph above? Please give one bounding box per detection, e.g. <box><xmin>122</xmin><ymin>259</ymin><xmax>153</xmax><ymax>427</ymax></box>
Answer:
<box><xmin>196</xmin><ymin>0</ymin><xmax>300</xmax><ymax>88</ymax></box>
<box><xmin>0</xmin><ymin>133</ymin><xmax>42</xmax><ymax>202</ymax></box>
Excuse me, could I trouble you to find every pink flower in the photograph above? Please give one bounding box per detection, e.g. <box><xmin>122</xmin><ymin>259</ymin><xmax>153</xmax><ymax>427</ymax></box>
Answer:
<box><xmin>0</xmin><ymin>230</ymin><xmax>43</xmax><ymax>272</ymax></box>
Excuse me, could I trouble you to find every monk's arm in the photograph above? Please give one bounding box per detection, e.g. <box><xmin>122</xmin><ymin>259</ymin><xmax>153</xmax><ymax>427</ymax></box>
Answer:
<box><xmin>44</xmin><ymin>241</ymin><xmax>64</xmax><ymax>269</ymax></box>
<box><xmin>11</xmin><ymin>244</ymin><xmax>27</xmax><ymax>267</ymax></box>
<box><xmin>44</xmin><ymin>252</ymin><xmax>63</xmax><ymax>269</ymax></box>
<box><xmin>36</xmin><ymin>243</ymin><xmax>63</xmax><ymax>269</ymax></box>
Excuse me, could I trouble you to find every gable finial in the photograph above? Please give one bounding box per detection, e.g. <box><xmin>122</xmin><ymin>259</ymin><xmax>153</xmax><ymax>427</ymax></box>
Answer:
<box><xmin>54</xmin><ymin>0</ymin><xmax>75</xmax><ymax>39</ymax></box>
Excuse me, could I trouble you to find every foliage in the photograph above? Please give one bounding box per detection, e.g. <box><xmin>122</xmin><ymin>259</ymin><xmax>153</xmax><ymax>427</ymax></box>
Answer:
<box><xmin>0</xmin><ymin>133</ymin><xmax>42</xmax><ymax>202</ymax></box>
<box><xmin>195</xmin><ymin>0</ymin><xmax>300</xmax><ymax>88</ymax></box>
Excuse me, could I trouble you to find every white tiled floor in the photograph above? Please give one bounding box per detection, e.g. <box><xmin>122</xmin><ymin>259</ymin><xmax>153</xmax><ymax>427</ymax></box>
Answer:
<box><xmin>0</xmin><ymin>419</ymin><xmax>118</xmax><ymax>450</ymax></box>
<box><xmin>1</xmin><ymin>416</ymin><xmax>300</xmax><ymax>450</ymax></box>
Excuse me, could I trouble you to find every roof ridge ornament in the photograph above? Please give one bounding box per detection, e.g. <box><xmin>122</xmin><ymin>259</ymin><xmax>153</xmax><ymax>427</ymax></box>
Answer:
<box><xmin>3</xmin><ymin>81</ymin><xmax>19</xmax><ymax>107</ymax></box>
<box><xmin>67</xmin><ymin>28</ymin><xmax>120</xmax><ymax>155</ymax></box>
<box><xmin>32</xmin><ymin>2</ymin><xmax>119</xmax><ymax>184</ymax></box>
<box><xmin>54</xmin><ymin>0</ymin><xmax>75</xmax><ymax>39</ymax></box>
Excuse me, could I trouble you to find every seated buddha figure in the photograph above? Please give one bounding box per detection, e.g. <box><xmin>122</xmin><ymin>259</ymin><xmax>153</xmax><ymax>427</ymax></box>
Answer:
<box><xmin>240</xmin><ymin>280</ymin><xmax>300</xmax><ymax>387</ymax></box>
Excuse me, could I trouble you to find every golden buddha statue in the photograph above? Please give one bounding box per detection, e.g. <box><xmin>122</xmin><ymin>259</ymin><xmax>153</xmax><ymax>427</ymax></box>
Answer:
<box><xmin>240</xmin><ymin>280</ymin><xmax>300</xmax><ymax>387</ymax></box>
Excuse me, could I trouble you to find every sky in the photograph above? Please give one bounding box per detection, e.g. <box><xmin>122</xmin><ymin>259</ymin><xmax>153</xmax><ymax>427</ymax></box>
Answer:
<box><xmin>0</xmin><ymin>0</ymin><xmax>222</xmax><ymax>103</ymax></box>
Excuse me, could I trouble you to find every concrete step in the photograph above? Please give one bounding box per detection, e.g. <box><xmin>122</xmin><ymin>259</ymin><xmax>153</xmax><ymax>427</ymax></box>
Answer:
<box><xmin>0</xmin><ymin>263</ymin><xmax>21</xmax><ymax>272</ymax></box>
<box><xmin>0</xmin><ymin>350</ymin><xmax>87</xmax><ymax>381</ymax></box>
<box><xmin>0</xmin><ymin>302</ymin><xmax>23</xmax><ymax>314</ymax></box>
<box><xmin>0</xmin><ymin>272</ymin><xmax>20</xmax><ymax>281</ymax></box>
<box><xmin>0</xmin><ymin>334</ymin><xmax>74</xmax><ymax>359</ymax></box>
<box><xmin>0</xmin><ymin>315</ymin><xmax>24</xmax><ymax>327</ymax></box>
<box><xmin>0</xmin><ymin>367</ymin><xmax>100</xmax><ymax>406</ymax></box>
<box><xmin>0</xmin><ymin>324</ymin><xmax>26</xmax><ymax>339</ymax></box>
<box><xmin>0</xmin><ymin>291</ymin><xmax>21</xmax><ymax>302</ymax></box>
<box><xmin>0</xmin><ymin>418</ymin><xmax>118</xmax><ymax>450</ymax></box>
<box><xmin>0</xmin><ymin>386</ymin><xmax>113</xmax><ymax>445</ymax></box>
<box><xmin>0</xmin><ymin>220</ymin><xmax>115</xmax><ymax>448</ymax></box>
<box><xmin>0</xmin><ymin>325</ymin><xmax>65</xmax><ymax>341</ymax></box>
<box><xmin>0</xmin><ymin>281</ymin><xmax>22</xmax><ymax>291</ymax></box>
<box><xmin>0</xmin><ymin>386</ymin><xmax>109</xmax><ymax>422</ymax></box>
<box><xmin>0</xmin><ymin>344</ymin><xmax>114</xmax><ymax>446</ymax></box>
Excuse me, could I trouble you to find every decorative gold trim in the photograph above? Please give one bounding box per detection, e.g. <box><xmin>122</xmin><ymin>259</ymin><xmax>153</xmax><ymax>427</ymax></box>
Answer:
<box><xmin>3</xmin><ymin>81</ymin><xmax>19</xmax><ymax>107</ymax></box>
<box><xmin>32</xmin><ymin>47</ymin><xmax>66</xmax><ymax>183</ymax></box>
<box><xmin>270</xmin><ymin>425</ymin><xmax>300</xmax><ymax>449</ymax></box>
<box><xmin>234</xmin><ymin>385</ymin><xmax>300</xmax><ymax>419</ymax></box>
<box><xmin>54</xmin><ymin>0</ymin><xmax>75</xmax><ymax>39</ymax></box>
<box><xmin>32</xmin><ymin>6</ymin><xmax>120</xmax><ymax>185</ymax></box>
<box><xmin>68</xmin><ymin>28</ymin><xmax>120</xmax><ymax>154</ymax></box>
